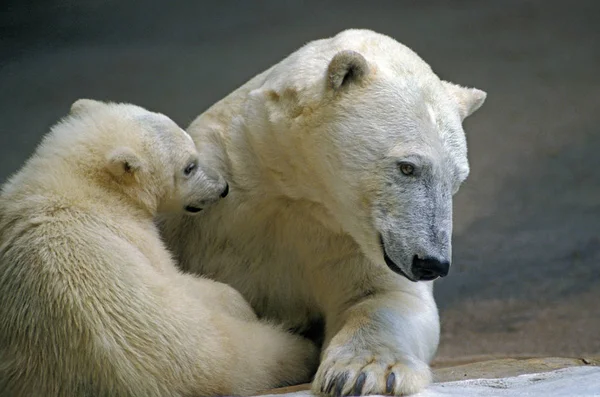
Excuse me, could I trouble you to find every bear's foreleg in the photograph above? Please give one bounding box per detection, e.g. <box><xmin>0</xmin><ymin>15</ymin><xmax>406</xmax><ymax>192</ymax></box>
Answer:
<box><xmin>312</xmin><ymin>289</ymin><xmax>439</xmax><ymax>396</ymax></box>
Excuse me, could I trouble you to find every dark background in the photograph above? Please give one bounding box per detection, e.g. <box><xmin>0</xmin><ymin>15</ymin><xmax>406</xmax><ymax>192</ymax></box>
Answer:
<box><xmin>1</xmin><ymin>0</ymin><xmax>599</xmax><ymax>360</ymax></box>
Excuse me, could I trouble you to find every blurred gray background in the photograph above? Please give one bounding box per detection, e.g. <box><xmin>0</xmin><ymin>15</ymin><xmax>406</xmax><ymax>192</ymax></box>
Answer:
<box><xmin>1</xmin><ymin>0</ymin><xmax>598</xmax><ymax>360</ymax></box>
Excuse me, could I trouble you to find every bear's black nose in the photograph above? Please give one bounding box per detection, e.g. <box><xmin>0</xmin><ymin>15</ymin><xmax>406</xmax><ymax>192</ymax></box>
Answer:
<box><xmin>220</xmin><ymin>183</ymin><xmax>229</xmax><ymax>198</ymax></box>
<box><xmin>411</xmin><ymin>256</ymin><xmax>450</xmax><ymax>281</ymax></box>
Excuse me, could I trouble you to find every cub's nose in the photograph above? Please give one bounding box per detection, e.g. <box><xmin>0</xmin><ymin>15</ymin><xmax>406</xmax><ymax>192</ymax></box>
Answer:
<box><xmin>220</xmin><ymin>183</ymin><xmax>229</xmax><ymax>198</ymax></box>
<box><xmin>411</xmin><ymin>256</ymin><xmax>450</xmax><ymax>281</ymax></box>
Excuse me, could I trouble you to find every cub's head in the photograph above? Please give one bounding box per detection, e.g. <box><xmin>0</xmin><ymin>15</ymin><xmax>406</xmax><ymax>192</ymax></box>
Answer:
<box><xmin>69</xmin><ymin>99</ymin><xmax>229</xmax><ymax>215</ymax></box>
<box><xmin>248</xmin><ymin>29</ymin><xmax>486</xmax><ymax>281</ymax></box>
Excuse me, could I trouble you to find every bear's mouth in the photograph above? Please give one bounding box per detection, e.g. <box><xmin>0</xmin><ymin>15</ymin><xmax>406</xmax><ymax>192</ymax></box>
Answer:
<box><xmin>184</xmin><ymin>206</ymin><xmax>203</xmax><ymax>214</ymax></box>
<box><xmin>379</xmin><ymin>234</ymin><xmax>416</xmax><ymax>282</ymax></box>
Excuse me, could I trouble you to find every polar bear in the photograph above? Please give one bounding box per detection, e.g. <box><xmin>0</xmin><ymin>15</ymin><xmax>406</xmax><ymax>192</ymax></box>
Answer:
<box><xmin>0</xmin><ymin>100</ymin><xmax>318</xmax><ymax>397</ymax></box>
<box><xmin>159</xmin><ymin>29</ymin><xmax>486</xmax><ymax>396</ymax></box>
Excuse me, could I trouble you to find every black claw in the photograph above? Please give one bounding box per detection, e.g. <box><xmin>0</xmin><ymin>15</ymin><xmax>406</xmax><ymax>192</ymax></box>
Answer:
<box><xmin>386</xmin><ymin>372</ymin><xmax>396</xmax><ymax>395</ymax></box>
<box><xmin>324</xmin><ymin>376</ymin><xmax>337</xmax><ymax>395</ymax></box>
<box><xmin>334</xmin><ymin>373</ymin><xmax>348</xmax><ymax>397</ymax></box>
<box><xmin>352</xmin><ymin>372</ymin><xmax>366</xmax><ymax>396</ymax></box>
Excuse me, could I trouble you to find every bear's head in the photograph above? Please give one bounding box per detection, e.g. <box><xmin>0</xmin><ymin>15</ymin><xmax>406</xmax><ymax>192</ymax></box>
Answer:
<box><xmin>243</xmin><ymin>29</ymin><xmax>486</xmax><ymax>282</ymax></box>
<box><xmin>68</xmin><ymin>99</ymin><xmax>229</xmax><ymax>215</ymax></box>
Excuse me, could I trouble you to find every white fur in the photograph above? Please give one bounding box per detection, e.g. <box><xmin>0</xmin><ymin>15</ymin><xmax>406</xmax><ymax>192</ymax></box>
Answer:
<box><xmin>0</xmin><ymin>100</ymin><xmax>318</xmax><ymax>397</ymax></box>
<box><xmin>160</xmin><ymin>29</ymin><xmax>486</xmax><ymax>396</ymax></box>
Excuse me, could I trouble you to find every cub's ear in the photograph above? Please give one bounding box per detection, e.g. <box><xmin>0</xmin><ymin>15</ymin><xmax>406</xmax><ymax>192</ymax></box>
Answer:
<box><xmin>106</xmin><ymin>147</ymin><xmax>144</xmax><ymax>179</ymax></box>
<box><xmin>442</xmin><ymin>81</ymin><xmax>487</xmax><ymax>121</ymax></box>
<box><xmin>70</xmin><ymin>99</ymin><xmax>105</xmax><ymax>116</ymax></box>
<box><xmin>327</xmin><ymin>50</ymin><xmax>369</xmax><ymax>91</ymax></box>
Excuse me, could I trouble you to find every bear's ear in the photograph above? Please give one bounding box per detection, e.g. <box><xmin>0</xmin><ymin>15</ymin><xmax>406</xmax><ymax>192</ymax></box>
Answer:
<box><xmin>106</xmin><ymin>147</ymin><xmax>144</xmax><ymax>179</ymax></box>
<box><xmin>442</xmin><ymin>81</ymin><xmax>487</xmax><ymax>121</ymax></box>
<box><xmin>70</xmin><ymin>99</ymin><xmax>105</xmax><ymax>116</ymax></box>
<box><xmin>327</xmin><ymin>50</ymin><xmax>369</xmax><ymax>91</ymax></box>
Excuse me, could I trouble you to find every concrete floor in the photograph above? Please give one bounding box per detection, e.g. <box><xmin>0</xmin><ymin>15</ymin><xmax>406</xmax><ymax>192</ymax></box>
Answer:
<box><xmin>1</xmin><ymin>1</ymin><xmax>599</xmax><ymax>360</ymax></box>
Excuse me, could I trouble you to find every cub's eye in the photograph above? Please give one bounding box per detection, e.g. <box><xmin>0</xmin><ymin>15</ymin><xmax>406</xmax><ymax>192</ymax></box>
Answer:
<box><xmin>398</xmin><ymin>162</ymin><xmax>415</xmax><ymax>176</ymax></box>
<box><xmin>184</xmin><ymin>161</ymin><xmax>197</xmax><ymax>176</ymax></box>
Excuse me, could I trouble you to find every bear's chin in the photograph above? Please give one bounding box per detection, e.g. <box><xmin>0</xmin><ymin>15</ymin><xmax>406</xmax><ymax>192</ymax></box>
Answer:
<box><xmin>379</xmin><ymin>235</ymin><xmax>417</xmax><ymax>282</ymax></box>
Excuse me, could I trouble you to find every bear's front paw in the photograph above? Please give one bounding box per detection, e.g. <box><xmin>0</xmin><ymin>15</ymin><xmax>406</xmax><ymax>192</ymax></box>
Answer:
<box><xmin>312</xmin><ymin>351</ymin><xmax>431</xmax><ymax>396</ymax></box>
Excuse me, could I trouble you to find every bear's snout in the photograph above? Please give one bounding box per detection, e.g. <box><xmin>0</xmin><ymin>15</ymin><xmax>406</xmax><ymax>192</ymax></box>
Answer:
<box><xmin>411</xmin><ymin>256</ymin><xmax>450</xmax><ymax>281</ymax></box>
<box><xmin>220</xmin><ymin>183</ymin><xmax>229</xmax><ymax>198</ymax></box>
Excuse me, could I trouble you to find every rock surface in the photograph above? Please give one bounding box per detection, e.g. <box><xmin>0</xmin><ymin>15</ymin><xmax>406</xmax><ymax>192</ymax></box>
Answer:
<box><xmin>259</xmin><ymin>356</ymin><xmax>600</xmax><ymax>395</ymax></box>
<box><xmin>433</xmin><ymin>356</ymin><xmax>600</xmax><ymax>382</ymax></box>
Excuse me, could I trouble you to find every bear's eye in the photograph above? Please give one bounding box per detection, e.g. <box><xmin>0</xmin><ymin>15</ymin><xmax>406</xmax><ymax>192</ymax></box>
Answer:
<box><xmin>398</xmin><ymin>162</ymin><xmax>415</xmax><ymax>176</ymax></box>
<box><xmin>184</xmin><ymin>161</ymin><xmax>197</xmax><ymax>176</ymax></box>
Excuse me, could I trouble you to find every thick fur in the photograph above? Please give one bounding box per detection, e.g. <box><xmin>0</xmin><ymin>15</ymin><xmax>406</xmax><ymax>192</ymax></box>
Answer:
<box><xmin>160</xmin><ymin>29</ymin><xmax>486</xmax><ymax>396</ymax></box>
<box><xmin>0</xmin><ymin>100</ymin><xmax>318</xmax><ymax>397</ymax></box>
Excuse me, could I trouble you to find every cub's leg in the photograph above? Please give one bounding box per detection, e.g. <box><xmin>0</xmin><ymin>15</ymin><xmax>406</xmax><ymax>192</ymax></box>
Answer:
<box><xmin>173</xmin><ymin>272</ymin><xmax>259</xmax><ymax>322</ymax></box>
<box><xmin>162</xmin><ymin>273</ymin><xmax>320</xmax><ymax>395</ymax></box>
<box><xmin>215</xmin><ymin>312</ymin><xmax>320</xmax><ymax>395</ymax></box>
<box><xmin>126</xmin><ymin>269</ymin><xmax>321</xmax><ymax>396</ymax></box>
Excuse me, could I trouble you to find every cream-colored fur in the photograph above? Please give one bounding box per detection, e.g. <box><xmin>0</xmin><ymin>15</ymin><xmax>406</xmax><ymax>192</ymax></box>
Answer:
<box><xmin>0</xmin><ymin>100</ymin><xmax>318</xmax><ymax>397</ymax></box>
<box><xmin>160</xmin><ymin>29</ymin><xmax>486</xmax><ymax>396</ymax></box>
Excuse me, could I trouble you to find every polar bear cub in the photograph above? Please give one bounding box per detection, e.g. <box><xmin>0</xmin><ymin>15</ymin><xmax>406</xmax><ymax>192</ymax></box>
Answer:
<box><xmin>0</xmin><ymin>100</ymin><xmax>318</xmax><ymax>397</ymax></box>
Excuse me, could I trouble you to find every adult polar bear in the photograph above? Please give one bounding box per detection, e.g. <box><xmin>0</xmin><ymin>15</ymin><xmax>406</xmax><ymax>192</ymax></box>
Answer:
<box><xmin>161</xmin><ymin>29</ymin><xmax>486</xmax><ymax>396</ymax></box>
